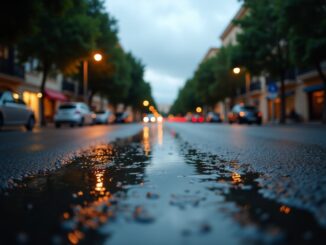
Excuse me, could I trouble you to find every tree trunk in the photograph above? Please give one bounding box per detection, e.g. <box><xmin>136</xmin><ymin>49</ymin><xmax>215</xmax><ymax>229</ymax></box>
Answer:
<box><xmin>316</xmin><ymin>62</ymin><xmax>326</xmax><ymax>124</ymax></box>
<box><xmin>40</xmin><ymin>65</ymin><xmax>49</xmax><ymax>127</ymax></box>
<box><xmin>88</xmin><ymin>90</ymin><xmax>95</xmax><ymax>108</ymax></box>
<box><xmin>279</xmin><ymin>71</ymin><xmax>286</xmax><ymax>124</ymax></box>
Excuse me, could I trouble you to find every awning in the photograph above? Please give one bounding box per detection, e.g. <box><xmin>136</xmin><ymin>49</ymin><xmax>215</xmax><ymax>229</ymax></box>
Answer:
<box><xmin>45</xmin><ymin>89</ymin><xmax>67</xmax><ymax>101</ymax></box>
<box><xmin>303</xmin><ymin>84</ymin><xmax>325</xmax><ymax>93</ymax></box>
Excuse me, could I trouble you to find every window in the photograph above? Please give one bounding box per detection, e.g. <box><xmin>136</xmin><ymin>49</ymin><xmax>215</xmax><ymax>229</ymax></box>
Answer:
<box><xmin>59</xmin><ymin>104</ymin><xmax>76</xmax><ymax>110</ymax></box>
<box><xmin>2</xmin><ymin>92</ymin><xmax>14</xmax><ymax>102</ymax></box>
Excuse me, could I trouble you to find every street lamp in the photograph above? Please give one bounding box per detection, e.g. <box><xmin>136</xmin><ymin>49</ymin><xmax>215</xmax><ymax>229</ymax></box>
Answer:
<box><xmin>83</xmin><ymin>52</ymin><xmax>103</xmax><ymax>103</ymax></box>
<box><xmin>196</xmin><ymin>107</ymin><xmax>202</xmax><ymax>113</ymax></box>
<box><xmin>233</xmin><ymin>67</ymin><xmax>251</xmax><ymax>104</ymax></box>
<box><xmin>94</xmin><ymin>53</ymin><xmax>103</xmax><ymax>62</ymax></box>
<box><xmin>143</xmin><ymin>100</ymin><xmax>149</xmax><ymax>107</ymax></box>
<box><xmin>233</xmin><ymin>67</ymin><xmax>241</xmax><ymax>74</ymax></box>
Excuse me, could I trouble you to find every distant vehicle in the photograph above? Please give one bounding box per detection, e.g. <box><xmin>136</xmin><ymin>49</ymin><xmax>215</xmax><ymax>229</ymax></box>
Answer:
<box><xmin>191</xmin><ymin>114</ymin><xmax>205</xmax><ymax>123</ymax></box>
<box><xmin>143</xmin><ymin>114</ymin><xmax>163</xmax><ymax>123</ymax></box>
<box><xmin>206</xmin><ymin>112</ymin><xmax>222</xmax><ymax>123</ymax></box>
<box><xmin>54</xmin><ymin>102</ymin><xmax>95</xmax><ymax>128</ymax></box>
<box><xmin>115</xmin><ymin>112</ymin><xmax>131</xmax><ymax>123</ymax></box>
<box><xmin>94</xmin><ymin>110</ymin><xmax>115</xmax><ymax>124</ymax></box>
<box><xmin>0</xmin><ymin>91</ymin><xmax>35</xmax><ymax>131</ymax></box>
<box><xmin>228</xmin><ymin>104</ymin><xmax>262</xmax><ymax>125</ymax></box>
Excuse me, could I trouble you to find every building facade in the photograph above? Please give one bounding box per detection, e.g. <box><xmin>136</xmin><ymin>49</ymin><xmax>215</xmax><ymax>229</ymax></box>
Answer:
<box><xmin>216</xmin><ymin>6</ymin><xmax>325</xmax><ymax>123</ymax></box>
<box><xmin>0</xmin><ymin>45</ymin><xmax>109</xmax><ymax>125</ymax></box>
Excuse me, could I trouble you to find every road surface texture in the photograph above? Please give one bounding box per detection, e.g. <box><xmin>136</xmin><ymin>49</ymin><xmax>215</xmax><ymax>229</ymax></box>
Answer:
<box><xmin>167</xmin><ymin>123</ymin><xmax>326</xmax><ymax>226</ymax></box>
<box><xmin>0</xmin><ymin>123</ymin><xmax>325</xmax><ymax>245</ymax></box>
<box><xmin>0</xmin><ymin>124</ymin><xmax>142</xmax><ymax>188</ymax></box>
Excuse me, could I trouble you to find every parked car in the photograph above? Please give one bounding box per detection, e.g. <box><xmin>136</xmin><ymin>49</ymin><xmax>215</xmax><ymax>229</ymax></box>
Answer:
<box><xmin>94</xmin><ymin>110</ymin><xmax>115</xmax><ymax>124</ymax></box>
<box><xmin>206</xmin><ymin>112</ymin><xmax>222</xmax><ymax>123</ymax></box>
<box><xmin>115</xmin><ymin>112</ymin><xmax>131</xmax><ymax>123</ymax></box>
<box><xmin>54</xmin><ymin>102</ymin><xmax>95</xmax><ymax>128</ymax></box>
<box><xmin>228</xmin><ymin>104</ymin><xmax>262</xmax><ymax>125</ymax></box>
<box><xmin>0</xmin><ymin>91</ymin><xmax>35</xmax><ymax>131</ymax></box>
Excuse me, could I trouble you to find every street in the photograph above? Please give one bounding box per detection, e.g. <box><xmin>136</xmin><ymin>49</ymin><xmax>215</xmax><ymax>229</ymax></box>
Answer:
<box><xmin>0</xmin><ymin>123</ymin><xmax>326</xmax><ymax>244</ymax></box>
<box><xmin>0</xmin><ymin>124</ymin><xmax>143</xmax><ymax>188</ymax></box>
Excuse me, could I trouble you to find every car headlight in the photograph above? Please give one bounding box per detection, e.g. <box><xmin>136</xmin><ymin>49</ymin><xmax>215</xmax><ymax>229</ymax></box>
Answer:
<box><xmin>143</xmin><ymin>117</ymin><xmax>149</xmax><ymax>123</ymax></box>
<box><xmin>150</xmin><ymin>117</ymin><xmax>156</xmax><ymax>123</ymax></box>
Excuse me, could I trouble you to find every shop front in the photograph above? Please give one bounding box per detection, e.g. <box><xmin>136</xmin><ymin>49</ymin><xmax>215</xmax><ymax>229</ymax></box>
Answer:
<box><xmin>267</xmin><ymin>90</ymin><xmax>295</xmax><ymax>122</ymax></box>
<box><xmin>23</xmin><ymin>91</ymin><xmax>41</xmax><ymax>123</ymax></box>
<box><xmin>44</xmin><ymin>89</ymin><xmax>68</xmax><ymax>122</ymax></box>
<box><xmin>304</xmin><ymin>84</ymin><xmax>325</xmax><ymax>121</ymax></box>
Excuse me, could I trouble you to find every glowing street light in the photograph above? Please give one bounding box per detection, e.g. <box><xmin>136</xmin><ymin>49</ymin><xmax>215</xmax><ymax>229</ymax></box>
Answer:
<box><xmin>196</xmin><ymin>107</ymin><xmax>202</xmax><ymax>113</ymax></box>
<box><xmin>13</xmin><ymin>93</ymin><xmax>19</xmax><ymax>100</ymax></box>
<box><xmin>143</xmin><ymin>100</ymin><xmax>149</xmax><ymax>107</ymax></box>
<box><xmin>233</xmin><ymin>67</ymin><xmax>241</xmax><ymax>74</ymax></box>
<box><xmin>93</xmin><ymin>53</ymin><xmax>103</xmax><ymax>62</ymax></box>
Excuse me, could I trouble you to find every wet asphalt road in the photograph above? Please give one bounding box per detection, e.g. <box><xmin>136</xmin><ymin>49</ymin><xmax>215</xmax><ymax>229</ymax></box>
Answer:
<box><xmin>167</xmin><ymin>123</ymin><xmax>326</xmax><ymax>226</ymax></box>
<box><xmin>0</xmin><ymin>122</ymin><xmax>326</xmax><ymax>244</ymax></box>
<box><xmin>0</xmin><ymin>124</ymin><xmax>142</xmax><ymax>188</ymax></box>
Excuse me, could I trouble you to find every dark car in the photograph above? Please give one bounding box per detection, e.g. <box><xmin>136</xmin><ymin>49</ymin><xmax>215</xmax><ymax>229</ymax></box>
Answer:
<box><xmin>114</xmin><ymin>112</ymin><xmax>131</xmax><ymax>123</ymax></box>
<box><xmin>228</xmin><ymin>104</ymin><xmax>262</xmax><ymax>125</ymax></box>
<box><xmin>206</xmin><ymin>112</ymin><xmax>222</xmax><ymax>123</ymax></box>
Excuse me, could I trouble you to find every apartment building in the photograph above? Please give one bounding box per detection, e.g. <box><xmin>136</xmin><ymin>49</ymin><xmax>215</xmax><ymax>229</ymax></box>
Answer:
<box><xmin>0</xmin><ymin>45</ymin><xmax>107</xmax><ymax>124</ymax></box>
<box><xmin>216</xmin><ymin>6</ymin><xmax>325</xmax><ymax>123</ymax></box>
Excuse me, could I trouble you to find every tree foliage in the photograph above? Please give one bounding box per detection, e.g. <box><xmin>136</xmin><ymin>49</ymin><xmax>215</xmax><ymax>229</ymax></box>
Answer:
<box><xmin>170</xmin><ymin>46</ymin><xmax>243</xmax><ymax>115</ymax></box>
<box><xmin>277</xmin><ymin>0</ymin><xmax>326</xmax><ymax>122</ymax></box>
<box><xmin>17</xmin><ymin>0</ymin><xmax>99</xmax><ymax>125</ymax></box>
<box><xmin>5</xmin><ymin>0</ymin><xmax>156</xmax><ymax>123</ymax></box>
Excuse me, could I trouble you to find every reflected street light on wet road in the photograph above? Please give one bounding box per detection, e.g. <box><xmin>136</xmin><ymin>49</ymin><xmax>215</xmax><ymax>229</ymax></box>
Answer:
<box><xmin>83</xmin><ymin>53</ymin><xmax>103</xmax><ymax>103</ymax></box>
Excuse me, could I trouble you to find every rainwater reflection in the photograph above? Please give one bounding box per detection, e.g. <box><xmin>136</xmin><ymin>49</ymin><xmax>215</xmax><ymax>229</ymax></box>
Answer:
<box><xmin>0</xmin><ymin>125</ymin><xmax>325</xmax><ymax>245</ymax></box>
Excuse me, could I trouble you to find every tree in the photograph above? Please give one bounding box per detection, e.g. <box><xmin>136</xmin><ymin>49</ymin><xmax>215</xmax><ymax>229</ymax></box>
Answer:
<box><xmin>194</xmin><ymin>46</ymin><xmax>243</xmax><ymax>108</ymax></box>
<box><xmin>0</xmin><ymin>1</ymin><xmax>70</xmax><ymax>44</ymax></box>
<box><xmin>18</xmin><ymin>0</ymin><xmax>99</xmax><ymax>125</ymax></box>
<box><xmin>170</xmin><ymin>79</ymin><xmax>203</xmax><ymax>115</ymax></box>
<box><xmin>87</xmin><ymin>4</ymin><xmax>119</xmax><ymax>105</ymax></box>
<box><xmin>277</xmin><ymin>0</ymin><xmax>326</xmax><ymax>123</ymax></box>
<box><xmin>236</xmin><ymin>0</ymin><xmax>291</xmax><ymax>124</ymax></box>
<box><xmin>123</xmin><ymin>53</ymin><xmax>156</xmax><ymax>113</ymax></box>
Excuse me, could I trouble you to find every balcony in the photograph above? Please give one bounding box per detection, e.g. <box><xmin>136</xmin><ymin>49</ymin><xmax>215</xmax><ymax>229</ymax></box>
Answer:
<box><xmin>266</xmin><ymin>69</ymin><xmax>297</xmax><ymax>85</ymax></box>
<box><xmin>62</xmin><ymin>79</ymin><xmax>76</xmax><ymax>93</ymax></box>
<box><xmin>250</xmin><ymin>81</ymin><xmax>261</xmax><ymax>92</ymax></box>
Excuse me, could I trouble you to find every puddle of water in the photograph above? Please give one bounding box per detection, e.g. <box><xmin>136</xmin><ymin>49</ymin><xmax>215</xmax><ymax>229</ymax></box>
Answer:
<box><xmin>0</xmin><ymin>124</ymin><xmax>325</xmax><ymax>245</ymax></box>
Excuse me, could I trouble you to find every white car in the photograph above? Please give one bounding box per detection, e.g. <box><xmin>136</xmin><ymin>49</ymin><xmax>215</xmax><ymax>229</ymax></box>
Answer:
<box><xmin>54</xmin><ymin>102</ymin><xmax>95</xmax><ymax>128</ymax></box>
<box><xmin>0</xmin><ymin>91</ymin><xmax>35</xmax><ymax>131</ymax></box>
<box><xmin>94</xmin><ymin>110</ymin><xmax>115</xmax><ymax>124</ymax></box>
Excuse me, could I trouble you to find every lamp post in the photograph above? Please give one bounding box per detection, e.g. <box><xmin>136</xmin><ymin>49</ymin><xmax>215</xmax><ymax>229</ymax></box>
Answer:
<box><xmin>233</xmin><ymin>67</ymin><xmax>251</xmax><ymax>104</ymax></box>
<box><xmin>83</xmin><ymin>53</ymin><xmax>103</xmax><ymax>103</ymax></box>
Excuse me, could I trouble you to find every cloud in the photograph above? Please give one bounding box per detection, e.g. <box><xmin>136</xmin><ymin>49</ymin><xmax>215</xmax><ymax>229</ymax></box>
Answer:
<box><xmin>106</xmin><ymin>0</ymin><xmax>241</xmax><ymax>104</ymax></box>
<box><xmin>145</xmin><ymin>68</ymin><xmax>184</xmax><ymax>104</ymax></box>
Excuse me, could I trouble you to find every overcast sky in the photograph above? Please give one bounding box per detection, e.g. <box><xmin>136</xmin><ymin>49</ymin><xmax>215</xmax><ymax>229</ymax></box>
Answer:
<box><xmin>105</xmin><ymin>0</ymin><xmax>241</xmax><ymax>105</ymax></box>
